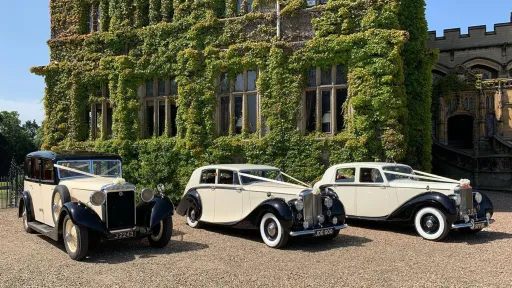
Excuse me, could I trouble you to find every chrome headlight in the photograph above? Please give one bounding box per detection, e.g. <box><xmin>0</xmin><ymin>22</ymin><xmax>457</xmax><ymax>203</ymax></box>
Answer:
<box><xmin>294</xmin><ymin>199</ymin><xmax>304</xmax><ymax>211</ymax></box>
<box><xmin>332</xmin><ymin>217</ymin><xmax>338</xmax><ymax>225</ymax></box>
<box><xmin>474</xmin><ymin>192</ymin><xmax>483</xmax><ymax>204</ymax></box>
<box><xmin>90</xmin><ymin>191</ymin><xmax>106</xmax><ymax>206</ymax></box>
<box><xmin>450</xmin><ymin>194</ymin><xmax>461</xmax><ymax>206</ymax></box>
<box><xmin>141</xmin><ymin>188</ymin><xmax>155</xmax><ymax>203</ymax></box>
<box><xmin>324</xmin><ymin>197</ymin><xmax>333</xmax><ymax>209</ymax></box>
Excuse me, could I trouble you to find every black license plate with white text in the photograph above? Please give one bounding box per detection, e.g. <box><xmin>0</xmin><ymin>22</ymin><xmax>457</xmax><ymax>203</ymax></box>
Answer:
<box><xmin>112</xmin><ymin>231</ymin><xmax>135</xmax><ymax>239</ymax></box>
<box><xmin>472</xmin><ymin>222</ymin><xmax>487</xmax><ymax>230</ymax></box>
<box><xmin>313</xmin><ymin>228</ymin><xmax>334</xmax><ymax>237</ymax></box>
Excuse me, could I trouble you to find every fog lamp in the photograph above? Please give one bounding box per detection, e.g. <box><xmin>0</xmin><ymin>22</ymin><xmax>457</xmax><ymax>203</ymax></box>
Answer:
<box><xmin>317</xmin><ymin>215</ymin><xmax>325</xmax><ymax>224</ymax></box>
<box><xmin>332</xmin><ymin>217</ymin><xmax>338</xmax><ymax>225</ymax></box>
<box><xmin>474</xmin><ymin>192</ymin><xmax>483</xmax><ymax>204</ymax></box>
<box><xmin>141</xmin><ymin>188</ymin><xmax>155</xmax><ymax>203</ymax></box>
<box><xmin>295</xmin><ymin>199</ymin><xmax>304</xmax><ymax>211</ymax></box>
<box><xmin>324</xmin><ymin>197</ymin><xmax>333</xmax><ymax>209</ymax></box>
<box><xmin>90</xmin><ymin>191</ymin><xmax>106</xmax><ymax>206</ymax></box>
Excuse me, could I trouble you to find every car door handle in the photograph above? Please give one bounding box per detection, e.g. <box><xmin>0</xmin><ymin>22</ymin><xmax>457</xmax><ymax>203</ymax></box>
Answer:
<box><xmin>210</xmin><ymin>186</ymin><xmax>216</xmax><ymax>191</ymax></box>
<box><xmin>236</xmin><ymin>188</ymin><xmax>242</xmax><ymax>193</ymax></box>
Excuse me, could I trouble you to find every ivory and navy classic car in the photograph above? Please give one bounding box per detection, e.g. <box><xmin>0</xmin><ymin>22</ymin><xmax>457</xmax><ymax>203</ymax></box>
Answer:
<box><xmin>176</xmin><ymin>164</ymin><xmax>347</xmax><ymax>248</ymax></box>
<box><xmin>19</xmin><ymin>151</ymin><xmax>174</xmax><ymax>260</ymax></box>
<box><xmin>314</xmin><ymin>162</ymin><xmax>495</xmax><ymax>241</ymax></box>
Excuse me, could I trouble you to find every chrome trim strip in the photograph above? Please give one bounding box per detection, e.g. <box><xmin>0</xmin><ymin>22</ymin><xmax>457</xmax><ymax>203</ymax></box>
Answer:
<box><xmin>452</xmin><ymin>219</ymin><xmax>494</xmax><ymax>229</ymax></box>
<box><xmin>289</xmin><ymin>224</ymin><xmax>348</xmax><ymax>236</ymax></box>
<box><xmin>109</xmin><ymin>227</ymin><xmax>137</xmax><ymax>233</ymax></box>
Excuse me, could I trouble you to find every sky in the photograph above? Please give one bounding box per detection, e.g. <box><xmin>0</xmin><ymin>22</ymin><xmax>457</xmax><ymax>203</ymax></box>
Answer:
<box><xmin>0</xmin><ymin>1</ymin><xmax>512</xmax><ymax>124</ymax></box>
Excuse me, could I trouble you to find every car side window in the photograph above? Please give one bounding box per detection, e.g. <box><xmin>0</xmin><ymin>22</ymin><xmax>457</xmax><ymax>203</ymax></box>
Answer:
<box><xmin>32</xmin><ymin>158</ymin><xmax>41</xmax><ymax>181</ymax></box>
<box><xmin>200</xmin><ymin>169</ymin><xmax>216</xmax><ymax>184</ymax></box>
<box><xmin>43</xmin><ymin>160</ymin><xmax>54</xmax><ymax>182</ymax></box>
<box><xmin>218</xmin><ymin>170</ymin><xmax>235</xmax><ymax>185</ymax></box>
<box><xmin>359</xmin><ymin>168</ymin><xmax>383</xmax><ymax>183</ymax></box>
<box><xmin>25</xmin><ymin>158</ymin><xmax>33</xmax><ymax>179</ymax></box>
<box><xmin>335</xmin><ymin>168</ymin><xmax>355</xmax><ymax>183</ymax></box>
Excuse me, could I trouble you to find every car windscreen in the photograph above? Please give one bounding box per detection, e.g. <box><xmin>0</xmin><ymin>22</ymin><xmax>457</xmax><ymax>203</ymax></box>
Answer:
<box><xmin>240</xmin><ymin>170</ymin><xmax>283</xmax><ymax>184</ymax></box>
<box><xmin>57</xmin><ymin>160</ymin><xmax>122</xmax><ymax>179</ymax></box>
<box><xmin>382</xmin><ymin>166</ymin><xmax>414</xmax><ymax>181</ymax></box>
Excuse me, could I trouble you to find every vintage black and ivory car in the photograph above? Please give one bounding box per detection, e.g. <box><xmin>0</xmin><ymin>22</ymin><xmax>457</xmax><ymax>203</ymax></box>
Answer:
<box><xmin>314</xmin><ymin>162</ymin><xmax>495</xmax><ymax>241</ymax></box>
<box><xmin>19</xmin><ymin>151</ymin><xmax>174</xmax><ymax>260</ymax></box>
<box><xmin>176</xmin><ymin>164</ymin><xmax>347</xmax><ymax>248</ymax></box>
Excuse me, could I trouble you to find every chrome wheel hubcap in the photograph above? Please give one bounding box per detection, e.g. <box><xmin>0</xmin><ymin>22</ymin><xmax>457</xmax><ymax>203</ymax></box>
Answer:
<box><xmin>426</xmin><ymin>220</ymin><xmax>434</xmax><ymax>228</ymax></box>
<box><xmin>64</xmin><ymin>220</ymin><xmax>78</xmax><ymax>253</ymax></box>
<box><xmin>267</xmin><ymin>222</ymin><xmax>277</xmax><ymax>237</ymax></box>
<box><xmin>190</xmin><ymin>209</ymin><xmax>196</xmax><ymax>221</ymax></box>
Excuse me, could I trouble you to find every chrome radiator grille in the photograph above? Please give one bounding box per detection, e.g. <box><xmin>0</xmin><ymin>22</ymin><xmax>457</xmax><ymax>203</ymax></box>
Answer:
<box><xmin>459</xmin><ymin>188</ymin><xmax>473</xmax><ymax>215</ymax></box>
<box><xmin>301</xmin><ymin>191</ymin><xmax>323</xmax><ymax>227</ymax></box>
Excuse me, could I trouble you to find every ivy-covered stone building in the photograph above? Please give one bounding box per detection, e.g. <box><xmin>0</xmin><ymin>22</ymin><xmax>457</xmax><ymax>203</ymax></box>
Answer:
<box><xmin>32</xmin><ymin>0</ymin><xmax>434</xmax><ymax>197</ymax></box>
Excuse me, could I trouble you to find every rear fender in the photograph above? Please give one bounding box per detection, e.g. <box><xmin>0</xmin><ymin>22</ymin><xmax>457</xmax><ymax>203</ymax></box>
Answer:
<box><xmin>18</xmin><ymin>191</ymin><xmax>35</xmax><ymax>222</ymax></box>
<box><xmin>175</xmin><ymin>190</ymin><xmax>201</xmax><ymax>218</ymax></box>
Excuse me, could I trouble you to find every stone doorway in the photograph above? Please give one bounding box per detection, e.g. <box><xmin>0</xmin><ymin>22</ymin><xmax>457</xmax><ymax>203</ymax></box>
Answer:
<box><xmin>448</xmin><ymin>115</ymin><xmax>474</xmax><ymax>149</ymax></box>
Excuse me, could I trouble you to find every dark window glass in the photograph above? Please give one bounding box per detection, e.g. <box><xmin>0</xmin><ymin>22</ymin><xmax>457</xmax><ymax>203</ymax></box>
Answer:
<box><xmin>146</xmin><ymin>81</ymin><xmax>154</xmax><ymax>97</ymax></box>
<box><xmin>306</xmin><ymin>0</ymin><xmax>316</xmax><ymax>7</ymax></box>
<box><xmin>170</xmin><ymin>78</ymin><xmax>178</xmax><ymax>95</ymax></box>
<box><xmin>218</xmin><ymin>170</ymin><xmax>235</xmax><ymax>185</ymax></box>
<box><xmin>234</xmin><ymin>73</ymin><xmax>244</xmax><ymax>92</ymax></box>
<box><xmin>335</xmin><ymin>168</ymin><xmax>355</xmax><ymax>183</ymax></box>
<box><xmin>25</xmin><ymin>158</ymin><xmax>32</xmax><ymax>178</ymax></box>
<box><xmin>32</xmin><ymin>158</ymin><xmax>41</xmax><ymax>180</ymax></box>
<box><xmin>158</xmin><ymin>101</ymin><xmax>166</xmax><ymax>136</ymax></box>
<box><xmin>146</xmin><ymin>102</ymin><xmax>154</xmax><ymax>137</ymax></box>
<box><xmin>237</xmin><ymin>0</ymin><xmax>242</xmax><ymax>13</ymax></box>
<box><xmin>320</xmin><ymin>0</ymin><xmax>328</xmax><ymax>4</ymax></box>
<box><xmin>235</xmin><ymin>96</ymin><xmax>243</xmax><ymax>134</ymax></box>
<box><xmin>321</xmin><ymin>68</ymin><xmax>332</xmax><ymax>85</ymax></box>
<box><xmin>200</xmin><ymin>169</ymin><xmax>217</xmax><ymax>184</ymax></box>
<box><xmin>306</xmin><ymin>91</ymin><xmax>316</xmax><ymax>132</ymax></box>
<box><xmin>247</xmin><ymin>94</ymin><xmax>257</xmax><ymax>133</ymax></box>
<box><xmin>220</xmin><ymin>73</ymin><xmax>229</xmax><ymax>93</ymax></box>
<box><xmin>158</xmin><ymin>79</ymin><xmax>166</xmax><ymax>96</ymax></box>
<box><xmin>336</xmin><ymin>89</ymin><xmax>347</xmax><ymax>131</ymax></box>
<box><xmin>247</xmin><ymin>70</ymin><xmax>257</xmax><ymax>91</ymax></box>
<box><xmin>171</xmin><ymin>104</ymin><xmax>178</xmax><ymax>137</ymax></box>
<box><xmin>43</xmin><ymin>160</ymin><xmax>53</xmax><ymax>181</ymax></box>
<box><xmin>220</xmin><ymin>97</ymin><xmax>230</xmax><ymax>136</ymax></box>
<box><xmin>308</xmin><ymin>68</ymin><xmax>316</xmax><ymax>87</ymax></box>
<box><xmin>247</xmin><ymin>0</ymin><xmax>253</xmax><ymax>12</ymax></box>
<box><xmin>359</xmin><ymin>168</ymin><xmax>384</xmax><ymax>183</ymax></box>
<box><xmin>106</xmin><ymin>106</ymin><xmax>113</xmax><ymax>137</ymax></box>
<box><xmin>336</xmin><ymin>64</ymin><xmax>347</xmax><ymax>84</ymax></box>
<box><xmin>321</xmin><ymin>90</ymin><xmax>331</xmax><ymax>133</ymax></box>
<box><xmin>104</xmin><ymin>84</ymin><xmax>110</xmax><ymax>98</ymax></box>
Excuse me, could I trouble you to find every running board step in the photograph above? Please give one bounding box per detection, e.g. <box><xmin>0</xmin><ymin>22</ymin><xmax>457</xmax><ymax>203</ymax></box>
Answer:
<box><xmin>27</xmin><ymin>221</ymin><xmax>59</xmax><ymax>241</ymax></box>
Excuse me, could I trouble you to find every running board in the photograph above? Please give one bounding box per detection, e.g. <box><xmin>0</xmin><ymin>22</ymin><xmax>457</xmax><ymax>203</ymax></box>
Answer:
<box><xmin>27</xmin><ymin>221</ymin><xmax>59</xmax><ymax>241</ymax></box>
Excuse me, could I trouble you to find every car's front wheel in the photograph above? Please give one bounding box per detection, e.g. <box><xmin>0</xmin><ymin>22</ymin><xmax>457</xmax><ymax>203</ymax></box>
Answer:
<box><xmin>259</xmin><ymin>212</ymin><xmax>289</xmax><ymax>248</ymax></box>
<box><xmin>186</xmin><ymin>207</ymin><xmax>202</xmax><ymax>228</ymax></box>
<box><xmin>414</xmin><ymin>207</ymin><xmax>450</xmax><ymax>241</ymax></box>
<box><xmin>63</xmin><ymin>215</ymin><xmax>89</xmax><ymax>261</ymax></box>
<box><xmin>148</xmin><ymin>216</ymin><xmax>173</xmax><ymax>248</ymax></box>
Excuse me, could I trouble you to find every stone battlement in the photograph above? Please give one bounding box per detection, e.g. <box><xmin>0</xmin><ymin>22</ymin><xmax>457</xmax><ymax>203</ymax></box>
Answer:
<box><xmin>427</xmin><ymin>12</ymin><xmax>512</xmax><ymax>51</ymax></box>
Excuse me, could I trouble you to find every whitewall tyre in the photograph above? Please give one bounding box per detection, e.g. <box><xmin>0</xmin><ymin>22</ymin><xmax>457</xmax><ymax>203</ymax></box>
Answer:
<box><xmin>148</xmin><ymin>216</ymin><xmax>173</xmax><ymax>248</ymax></box>
<box><xmin>22</xmin><ymin>205</ymin><xmax>35</xmax><ymax>234</ymax></box>
<box><xmin>414</xmin><ymin>207</ymin><xmax>450</xmax><ymax>241</ymax></box>
<box><xmin>260</xmin><ymin>212</ymin><xmax>289</xmax><ymax>248</ymax></box>
<box><xmin>186</xmin><ymin>207</ymin><xmax>201</xmax><ymax>228</ymax></box>
<box><xmin>63</xmin><ymin>215</ymin><xmax>89</xmax><ymax>261</ymax></box>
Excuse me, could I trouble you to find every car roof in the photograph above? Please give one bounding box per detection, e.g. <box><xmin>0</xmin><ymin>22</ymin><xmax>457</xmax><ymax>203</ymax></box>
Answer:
<box><xmin>198</xmin><ymin>164</ymin><xmax>279</xmax><ymax>171</ymax></box>
<box><xmin>26</xmin><ymin>151</ymin><xmax>122</xmax><ymax>162</ymax></box>
<box><xmin>333</xmin><ymin>162</ymin><xmax>412</xmax><ymax>168</ymax></box>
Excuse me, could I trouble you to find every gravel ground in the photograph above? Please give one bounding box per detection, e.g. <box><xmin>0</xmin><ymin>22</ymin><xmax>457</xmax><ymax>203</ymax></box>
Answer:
<box><xmin>0</xmin><ymin>191</ymin><xmax>511</xmax><ymax>288</ymax></box>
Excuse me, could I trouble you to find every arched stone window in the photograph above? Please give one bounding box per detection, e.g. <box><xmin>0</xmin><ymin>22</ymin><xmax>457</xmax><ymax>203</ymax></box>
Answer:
<box><xmin>468</xmin><ymin>98</ymin><xmax>473</xmax><ymax>110</ymax></box>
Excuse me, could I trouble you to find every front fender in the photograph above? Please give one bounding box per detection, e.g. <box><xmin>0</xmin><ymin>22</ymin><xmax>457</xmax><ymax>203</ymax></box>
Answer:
<box><xmin>175</xmin><ymin>190</ymin><xmax>201</xmax><ymax>218</ymax></box>
<box><xmin>330</xmin><ymin>198</ymin><xmax>346</xmax><ymax>223</ymax></box>
<box><xmin>476</xmin><ymin>192</ymin><xmax>494</xmax><ymax>218</ymax></box>
<box><xmin>18</xmin><ymin>191</ymin><xmax>35</xmax><ymax>222</ymax></box>
<box><xmin>136</xmin><ymin>195</ymin><xmax>174</xmax><ymax>229</ymax></box>
<box><xmin>61</xmin><ymin>202</ymin><xmax>109</xmax><ymax>234</ymax></box>
<box><xmin>386</xmin><ymin>191</ymin><xmax>457</xmax><ymax>223</ymax></box>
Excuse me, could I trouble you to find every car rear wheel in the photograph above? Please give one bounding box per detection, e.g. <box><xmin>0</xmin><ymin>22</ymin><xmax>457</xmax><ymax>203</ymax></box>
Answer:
<box><xmin>148</xmin><ymin>217</ymin><xmax>173</xmax><ymax>248</ymax></box>
<box><xmin>186</xmin><ymin>207</ymin><xmax>202</xmax><ymax>228</ymax></box>
<box><xmin>414</xmin><ymin>207</ymin><xmax>450</xmax><ymax>241</ymax></box>
<box><xmin>259</xmin><ymin>212</ymin><xmax>289</xmax><ymax>248</ymax></box>
<box><xmin>22</xmin><ymin>205</ymin><xmax>35</xmax><ymax>234</ymax></box>
<box><xmin>63</xmin><ymin>215</ymin><xmax>89</xmax><ymax>261</ymax></box>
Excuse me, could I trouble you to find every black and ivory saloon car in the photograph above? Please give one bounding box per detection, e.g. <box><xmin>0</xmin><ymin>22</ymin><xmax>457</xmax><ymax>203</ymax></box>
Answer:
<box><xmin>314</xmin><ymin>162</ymin><xmax>494</xmax><ymax>241</ymax></box>
<box><xmin>176</xmin><ymin>164</ymin><xmax>347</xmax><ymax>248</ymax></box>
<box><xmin>19</xmin><ymin>151</ymin><xmax>175</xmax><ymax>260</ymax></box>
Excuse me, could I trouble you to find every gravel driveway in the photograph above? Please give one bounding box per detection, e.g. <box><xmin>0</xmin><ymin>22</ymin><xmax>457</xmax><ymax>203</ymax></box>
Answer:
<box><xmin>0</xmin><ymin>191</ymin><xmax>511</xmax><ymax>287</ymax></box>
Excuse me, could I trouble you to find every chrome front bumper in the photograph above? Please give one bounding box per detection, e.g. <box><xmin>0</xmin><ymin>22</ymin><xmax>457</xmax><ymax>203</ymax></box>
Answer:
<box><xmin>452</xmin><ymin>219</ymin><xmax>495</xmax><ymax>229</ymax></box>
<box><xmin>289</xmin><ymin>224</ymin><xmax>348</xmax><ymax>236</ymax></box>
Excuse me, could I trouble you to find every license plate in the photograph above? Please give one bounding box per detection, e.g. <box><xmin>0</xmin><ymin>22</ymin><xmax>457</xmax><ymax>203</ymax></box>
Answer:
<box><xmin>313</xmin><ymin>228</ymin><xmax>334</xmax><ymax>237</ymax></box>
<box><xmin>472</xmin><ymin>222</ymin><xmax>487</xmax><ymax>230</ymax></box>
<box><xmin>112</xmin><ymin>231</ymin><xmax>135</xmax><ymax>239</ymax></box>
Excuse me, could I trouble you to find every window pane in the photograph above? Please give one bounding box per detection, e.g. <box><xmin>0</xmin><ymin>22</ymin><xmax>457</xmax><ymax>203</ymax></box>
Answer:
<box><xmin>235</xmin><ymin>96</ymin><xmax>243</xmax><ymax>134</ymax></box>
<box><xmin>146</xmin><ymin>102</ymin><xmax>155</xmax><ymax>137</ymax></box>
<box><xmin>306</xmin><ymin>0</ymin><xmax>316</xmax><ymax>7</ymax></box>
<box><xmin>336</xmin><ymin>64</ymin><xmax>347</xmax><ymax>84</ymax></box>
<box><xmin>170</xmin><ymin>78</ymin><xmax>178</xmax><ymax>95</ymax></box>
<box><xmin>321</xmin><ymin>90</ymin><xmax>331</xmax><ymax>133</ymax></box>
<box><xmin>92</xmin><ymin>160</ymin><xmax>121</xmax><ymax>177</ymax></box>
<box><xmin>158</xmin><ymin>101</ymin><xmax>166</xmax><ymax>136</ymax></box>
<box><xmin>247</xmin><ymin>70</ymin><xmax>257</xmax><ymax>91</ymax></box>
<box><xmin>106</xmin><ymin>106</ymin><xmax>113</xmax><ymax>137</ymax></box>
<box><xmin>200</xmin><ymin>169</ymin><xmax>216</xmax><ymax>184</ymax></box>
<box><xmin>105</xmin><ymin>84</ymin><xmax>110</xmax><ymax>98</ymax></box>
<box><xmin>220</xmin><ymin>73</ymin><xmax>229</xmax><ymax>93</ymax></box>
<box><xmin>336</xmin><ymin>89</ymin><xmax>347</xmax><ymax>131</ymax></box>
<box><xmin>469</xmin><ymin>98</ymin><xmax>473</xmax><ymax>110</ymax></box>
<box><xmin>25</xmin><ymin>158</ymin><xmax>32</xmax><ymax>178</ymax></box>
<box><xmin>360</xmin><ymin>168</ymin><xmax>384</xmax><ymax>183</ymax></box>
<box><xmin>247</xmin><ymin>0</ymin><xmax>253</xmax><ymax>12</ymax></box>
<box><xmin>32</xmin><ymin>159</ymin><xmax>41</xmax><ymax>180</ymax></box>
<box><xmin>306</xmin><ymin>91</ymin><xmax>317</xmax><ymax>132</ymax></box>
<box><xmin>320</xmin><ymin>0</ymin><xmax>328</xmax><ymax>4</ymax></box>
<box><xmin>237</xmin><ymin>0</ymin><xmax>242</xmax><ymax>13</ymax></box>
<box><xmin>220</xmin><ymin>97</ymin><xmax>230</xmax><ymax>136</ymax></box>
<box><xmin>158</xmin><ymin>79</ymin><xmax>166</xmax><ymax>96</ymax></box>
<box><xmin>247</xmin><ymin>94</ymin><xmax>257</xmax><ymax>133</ymax></box>
<box><xmin>218</xmin><ymin>170</ymin><xmax>235</xmax><ymax>185</ymax></box>
<box><xmin>57</xmin><ymin>161</ymin><xmax>90</xmax><ymax>179</ymax></box>
<box><xmin>308</xmin><ymin>68</ymin><xmax>316</xmax><ymax>87</ymax></box>
<box><xmin>321</xmin><ymin>68</ymin><xmax>332</xmax><ymax>85</ymax></box>
<box><xmin>171</xmin><ymin>104</ymin><xmax>178</xmax><ymax>137</ymax></box>
<box><xmin>234</xmin><ymin>73</ymin><xmax>244</xmax><ymax>92</ymax></box>
<box><xmin>146</xmin><ymin>81</ymin><xmax>154</xmax><ymax>97</ymax></box>
<box><xmin>335</xmin><ymin>168</ymin><xmax>355</xmax><ymax>183</ymax></box>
